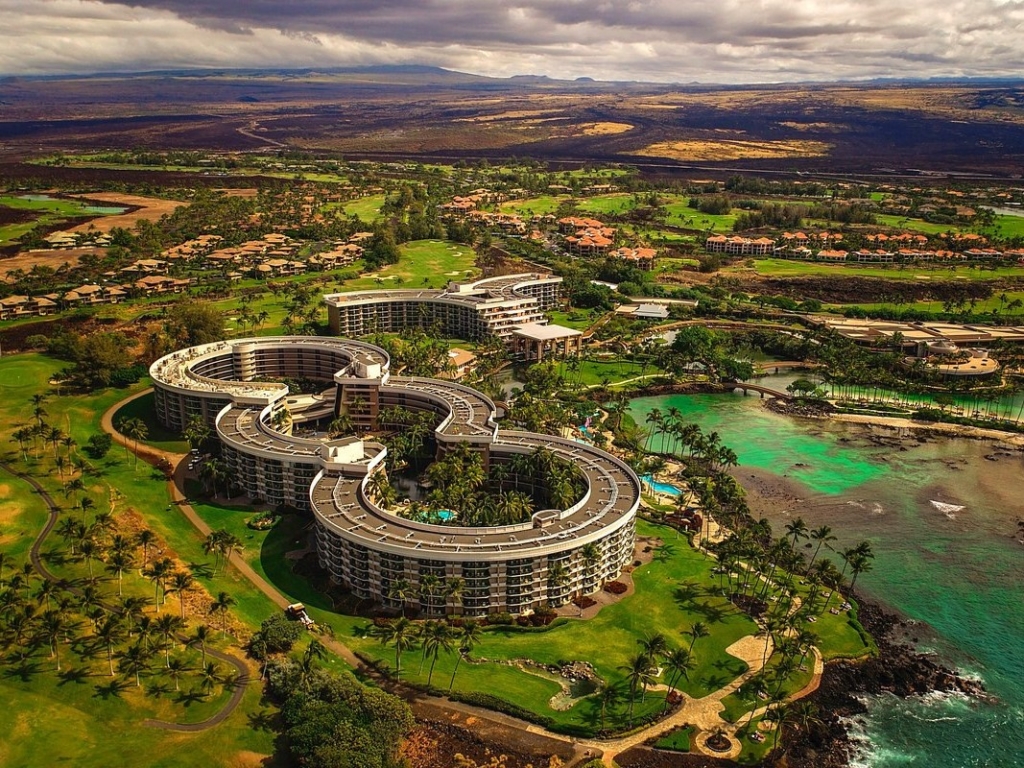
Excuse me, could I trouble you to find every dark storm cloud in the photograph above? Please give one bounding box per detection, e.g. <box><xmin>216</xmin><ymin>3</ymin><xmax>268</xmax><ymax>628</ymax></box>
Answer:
<box><xmin>2</xmin><ymin>0</ymin><xmax>1024</xmax><ymax>81</ymax></box>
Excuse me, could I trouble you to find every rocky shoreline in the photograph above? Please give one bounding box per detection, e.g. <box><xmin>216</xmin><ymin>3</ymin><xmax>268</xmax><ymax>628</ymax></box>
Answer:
<box><xmin>782</xmin><ymin>595</ymin><xmax>988</xmax><ymax>768</ymax></box>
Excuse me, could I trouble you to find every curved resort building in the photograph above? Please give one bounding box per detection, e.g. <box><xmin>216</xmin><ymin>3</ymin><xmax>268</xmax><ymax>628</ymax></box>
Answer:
<box><xmin>150</xmin><ymin>336</ymin><xmax>640</xmax><ymax>617</ymax></box>
<box><xmin>325</xmin><ymin>273</ymin><xmax>562</xmax><ymax>340</ymax></box>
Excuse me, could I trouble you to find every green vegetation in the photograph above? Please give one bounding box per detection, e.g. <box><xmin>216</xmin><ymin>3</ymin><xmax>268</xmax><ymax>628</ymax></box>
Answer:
<box><xmin>330</xmin><ymin>194</ymin><xmax>387</xmax><ymax>222</ymax></box>
<box><xmin>341</xmin><ymin>239</ymin><xmax>477</xmax><ymax>290</ymax></box>
<box><xmin>726</xmin><ymin>258</ymin><xmax>1024</xmax><ymax>281</ymax></box>
<box><xmin>0</xmin><ymin>194</ymin><xmax>123</xmax><ymax>244</ymax></box>
<box><xmin>655</xmin><ymin>726</ymin><xmax>693</xmax><ymax>752</ymax></box>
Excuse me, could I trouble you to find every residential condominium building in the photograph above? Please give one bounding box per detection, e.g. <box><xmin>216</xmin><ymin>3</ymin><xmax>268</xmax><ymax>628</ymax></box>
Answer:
<box><xmin>325</xmin><ymin>273</ymin><xmax>562</xmax><ymax>341</ymax></box>
<box><xmin>149</xmin><ymin>336</ymin><xmax>639</xmax><ymax>616</ymax></box>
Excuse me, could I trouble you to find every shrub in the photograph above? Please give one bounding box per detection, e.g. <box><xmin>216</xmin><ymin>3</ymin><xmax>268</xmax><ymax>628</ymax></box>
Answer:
<box><xmin>604</xmin><ymin>581</ymin><xmax>628</xmax><ymax>595</ymax></box>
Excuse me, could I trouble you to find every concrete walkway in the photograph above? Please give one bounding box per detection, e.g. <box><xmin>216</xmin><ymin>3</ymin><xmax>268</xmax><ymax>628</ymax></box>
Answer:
<box><xmin>578</xmin><ymin>634</ymin><xmax>772</xmax><ymax>765</ymax></box>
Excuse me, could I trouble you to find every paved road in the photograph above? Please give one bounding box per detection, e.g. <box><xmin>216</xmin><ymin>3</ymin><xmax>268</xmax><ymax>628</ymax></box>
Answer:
<box><xmin>0</xmin><ymin>458</ymin><xmax>251</xmax><ymax>733</ymax></box>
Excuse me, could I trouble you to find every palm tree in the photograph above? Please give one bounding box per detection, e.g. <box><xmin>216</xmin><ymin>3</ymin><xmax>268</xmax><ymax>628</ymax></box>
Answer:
<box><xmin>422</xmin><ymin>621</ymin><xmax>454</xmax><ymax>688</ymax></box>
<box><xmin>444</xmin><ymin>577</ymin><xmax>465</xmax><ymax>616</ymax></box>
<box><xmin>785</xmin><ymin>517</ymin><xmax>808</xmax><ymax>551</ymax></box>
<box><xmin>40</xmin><ymin>610</ymin><xmax>69</xmax><ymax>672</ymax></box>
<box><xmin>786</xmin><ymin>701</ymin><xmax>825</xmax><ymax>752</ymax></box>
<box><xmin>687</xmin><ymin>621</ymin><xmax>710</xmax><ymax>655</ymax></box>
<box><xmin>34</xmin><ymin>577</ymin><xmax>56</xmax><ymax>612</ymax></box>
<box><xmin>146</xmin><ymin>558</ymin><xmax>174</xmax><ymax>610</ymax></box>
<box><xmin>848</xmin><ymin>549</ymin><xmax>874</xmax><ymax>593</ymax></box>
<box><xmin>807</xmin><ymin>525</ymin><xmax>836</xmax><ymax>572</ymax></box>
<box><xmin>166</xmin><ymin>656</ymin><xmax>188</xmax><ymax>692</ymax></box>
<box><xmin>63</xmin><ymin>477</ymin><xmax>85</xmax><ymax>505</ymax></box>
<box><xmin>663</xmin><ymin>647</ymin><xmax>693</xmax><ymax>703</ymax></box>
<box><xmin>597</xmin><ymin>682</ymin><xmax>620</xmax><ymax>732</ymax></box>
<box><xmin>119</xmin><ymin>417</ymin><xmax>149</xmax><ymax>468</ymax></box>
<box><xmin>79</xmin><ymin>496</ymin><xmax>95</xmax><ymax>523</ymax></box>
<box><xmin>189</xmin><ymin>625</ymin><xmax>212</xmax><ymax>667</ymax></box>
<box><xmin>136</xmin><ymin>529</ymin><xmax>157</xmax><ymax>568</ymax></box>
<box><xmin>300</xmin><ymin>639</ymin><xmax>327</xmax><ymax>689</ymax></box>
<box><xmin>167</xmin><ymin>571</ymin><xmax>194</xmax><ymax>620</ymax></box>
<box><xmin>640</xmin><ymin>632</ymin><xmax>669</xmax><ymax>663</ymax></box>
<box><xmin>154</xmin><ymin>613</ymin><xmax>185</xmax><ymax>667</ymax></box>
<box><xmin>118</xmin><ymin>643</ymin><xmax>152</xmax><ymax>687</ymax></box>
<box><xmin>79</xmin><ymin>538</ymin><xmax>100</xmax><ymax>580</ymax></box>
<box><xmin>199</xmin><ymin>661</ymin><xmax>221</xmax><ymax>697</ymax></box>
<box><xmin>209</xmin><ymin>591</ymin><xmax>235</xmax><ymax>619</ymax></box>
<box><xmin>419</xmin><ymin>573</ymin><xmax>442</xmax><ymax>615</ymax></box>
<box><xmin>95</xmin><ymin>616</ymin><xmax>126</xmax><ymax>676</ymax></box>
<box><xmin>372</xmin><ymin>617</ymin><xmax>416</xmax><ymax>679</ymax></box>
<box><xmin>105</xmin><ymin>550</ymin><xmax>134</xmax><ymax>597</ymax></box>
<box><xmin>546</xmin><ymin>561</ymin><xmax>569</xmax><ymax>605</ymax></box>
<box><xmin>580</xmin><ymin>542</ymin><xmax>600</xmax><ymax>589</ymax></box>
<box><xmin>620</xmin><ymin>652</ymin><xmax>657</xmax><ymax>722</ymax></box>
<box><xmin>387</xmin><ymin>578</ymin><xmax>416</xmax><ymax>618</ymax></box>
<box><xmin>448</xmin><ymin>619</ymin><xmax>482</xmax><ymax>693</ymax></box>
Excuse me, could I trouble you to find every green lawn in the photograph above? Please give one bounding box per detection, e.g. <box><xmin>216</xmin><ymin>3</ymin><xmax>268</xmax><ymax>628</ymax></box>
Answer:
<box><xmin>556</xmin><ymin>358</ymin><xmax>666</xmax><ymax>388</ymax></box>
<box><xmin>576</xmin><ymin>193</ymin><xmax>636</xmax><ymax>216</ymax></box>
<box><xmin>654</xmin><ymin>726</ymin><xmax>692</xmax><ymax>752</ymax></box>
<box><xmin>339</xmin><ymin>240</ymin><xmax>478</xmax><ymax>291</ymax></box>
<box><xmin>662</xmin><ymin>198</ymin><xmax>738</xmax><ymax>232</ymax></box>
<box><xmin>331</xmin><ymin>194</ymin><xmax>387</xmax><ymax>222</ymax></box>
<box><xmin>727</xmin><ymin>258</ymin><xmax>1024</xmax><ymax>281</ymax></box>
<box><xmin>0</xmin><ymin>194</ymin><xmax>123</xmax><ymax>244</ymax></box>
<box><xmin>110</xmin><ymin>391</ymin><xmax>191</xmax><ymax>454</ymax></box>
<box><xmin>500</xmin><ymin>195</ymin><xmax>572</xmax><ymax>216</ymax></box>
<box><xmin>548</xmin><ymin>309</ymin><xmax>602</xmax><ymax>331</ymax></box>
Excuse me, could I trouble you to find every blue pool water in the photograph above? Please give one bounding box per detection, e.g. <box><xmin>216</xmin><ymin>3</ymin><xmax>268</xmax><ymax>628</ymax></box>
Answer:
<box><xmin>640</xmin><ymin>475</ymin><xmax>683</xmax><ymax>496</ymax></box>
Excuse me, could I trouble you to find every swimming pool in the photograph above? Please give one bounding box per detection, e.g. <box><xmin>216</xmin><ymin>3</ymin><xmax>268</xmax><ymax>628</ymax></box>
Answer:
<box><xmin>640</xmin><ymin>475</ymin><xmax>683</xmax><ymax>496</ymax></box>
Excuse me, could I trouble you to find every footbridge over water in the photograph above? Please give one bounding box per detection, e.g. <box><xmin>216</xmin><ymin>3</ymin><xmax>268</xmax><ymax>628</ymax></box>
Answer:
<box><xmin>726</xmin><ymin>382</ymin><xmax>793</xmax><ymax>400</ymax></box>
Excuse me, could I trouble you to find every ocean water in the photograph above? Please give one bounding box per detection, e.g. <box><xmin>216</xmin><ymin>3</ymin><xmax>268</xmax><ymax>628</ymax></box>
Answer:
<box><xmin>629</xmin><ymin>391</ymin><xmax>1024</xmax><ymax>767</ymax></box>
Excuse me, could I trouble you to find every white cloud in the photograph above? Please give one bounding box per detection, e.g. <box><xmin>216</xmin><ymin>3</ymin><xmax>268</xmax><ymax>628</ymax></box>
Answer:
<box><xmin>0</xmin><ymin>0</ymin><xmax>1022</xmax><ymax>82</ymax></box>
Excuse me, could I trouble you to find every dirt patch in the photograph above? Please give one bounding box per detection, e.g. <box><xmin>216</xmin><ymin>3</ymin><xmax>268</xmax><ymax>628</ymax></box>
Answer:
<box><xmin>616</xmin><ymin>746</ymin><xmax>735</xmax><ymax>767</ymax></box>
<box><xmin>114</xmin><ymin>505</ymin><xmax>249</xmax><ymax>639</ymax></box>
<box><xmin>635</xmin><ymin>139</ymin><xmax>831</xmax><ymax>161</ymax></box>
<box><xmin>408</xmin><ymin>699</ymin><xmax>578</xmax><ymax>767</ymax></box>
<box><xmin>65</xmin><ymin>192</ymin><xmax>185</xmax><ymax>233</ymax></box>
<box><xmin>2</xmin><ymin>246</ymin><xmax>103</xmax><ymax>278</ymax></box>
<box><xmin>226</xmin><ymin>751</ymin><xmax>273</xmax><ymax>768</ymax></box>
<box><xmin>213</xmin><ymin>188</ymin><xmax>259</xmax><ymax>198</ymax></box>
<box><xmin>579</xmin><ymin>122</ymin><xmax>634</xmax><ymax>136</ymax></box>
<box><xmin>402</xmin><ymin>720</ymin><xmax>568</xmax><ymax>768</ymax></box>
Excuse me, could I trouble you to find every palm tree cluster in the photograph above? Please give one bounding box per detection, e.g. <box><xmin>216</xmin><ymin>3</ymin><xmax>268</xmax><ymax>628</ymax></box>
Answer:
<box><xmin>377</xmin><ymin>405</ymin><xmax>437</xmax><ymax>468</ymax></box>
<box><xmin>384</xmin><ymin>574</ymin><xmax>465</xmax><ymax>617</ymax></box>
<box><xmin>203</xmin><ymin>529</ymin><xmax>244</xmax><ymax>575</ymax></box>
<box><xmin>370</xmin><ymin>615</ymin><xmax>482</xmax><ymax>691</ymax></box>
<box><xmin>367</xmin><ymin>325</ymin><xmax>457</xmax><ymax>378</ymax></box>
<box><xmin>711</xmin><ymin>517</ymin><xmax>874</xmax><ymax>619</ymax></box>
<box><xmin>0</xmin><ymin>548</ymin><xmax>226</xmax><ymax>700</ymax></box>
<box><xmin>617</xmin><ymin>632</ymin><xmax>696</xmax><ymax>724</ymax></box>
<box><xmin>11</xmin><ymin>395</ymin><xmax>82</xmax><ymax>479</ymax></box>
<box><xmin>114</xmin><ymin>415</ymin><xmax>149</xmax><ymax>469</ymax></box>
<box><xmin>640</xmin><ymin>407</ymin><xmax>738</xmax><ymax>474</ymax></box>
<box><xmin>381</xmin><ymin>443</ymin><xmax>587</xmax><ymax>528</ymax></box>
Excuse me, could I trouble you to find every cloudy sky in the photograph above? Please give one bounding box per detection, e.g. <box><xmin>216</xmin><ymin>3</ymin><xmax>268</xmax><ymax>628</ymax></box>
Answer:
<box><xmin>2</xmin><ymin>0</ymin><xmax>1024</xmax><ymax>83</ymax></box>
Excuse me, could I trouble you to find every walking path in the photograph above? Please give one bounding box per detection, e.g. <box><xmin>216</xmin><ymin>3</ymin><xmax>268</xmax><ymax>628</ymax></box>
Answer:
<box><xmin>579</xmin><ymin>634</ymin><xmax>772</xmax><ymax>765</ymax></box>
